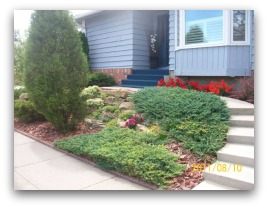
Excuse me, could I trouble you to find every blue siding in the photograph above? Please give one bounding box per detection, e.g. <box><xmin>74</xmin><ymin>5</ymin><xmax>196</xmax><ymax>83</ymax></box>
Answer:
<box><xmin>85</xmin><ymin>11</ymin><xmax>134</xmax><ymax>69</ymax></box>
<box><xmin>175</xmin><ymin>46</ymin><xmax>251</xmax><ymax>76</ymax></box>
<box><xmin>169</xmin><ymin>10</ymin><xmax>175</xmax><ymax>70</ymax></box>
<box><xmin>250</xmin><ymin>10</ymin><xmax>254</xmax><ymax>70</ymax></box>
<box><xmin>132</xmin><ymin>11</ymin><xmax>151</xmax><ymax>69</ymax></box>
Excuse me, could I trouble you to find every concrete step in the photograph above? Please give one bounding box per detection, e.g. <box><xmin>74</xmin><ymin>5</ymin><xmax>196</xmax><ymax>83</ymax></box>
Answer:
<box><xmin>127</xmin><ymin>74</ymin><xmax>164</xmax><ymax>81</ymax></box>
<box><xmin>230</xmin><ymin>115</ymin><xmax>254</xmax><ymax>127</ymax></box>
<box><xmin>193</xmin><ymin>180</ymin><xmax>237</xmax><ymax>190</ymax></box>
<box><xmin>120</xmin><ymin>85</ymin><xmax>145</xmax><ymax>89</ymax></box>
<box><xmin>132</xmin><ymin>69</ymin><xmax>169</xmax><ymax>75</ymax></box>
<box><xmin>229</xmin><ymin>107</ymin><xmax>254</xmax><ymax>115</ymax></box>
<box><xmin>203</xmin><ymin>161</ymin><xmax>254</xmax><ymax>190</ymax></box>
<box><xmin>121</xmin><ymin>79</ymin><xmax>158</xmax><ymax>87</ymax></box>
<box><xmin>217</xmin><ymin>143</ymin><xmax>254</xmax><ymax>167</ymax></box>
<box><xmin>227</xmin><ymin>127</ymin><xmax>254</xmax><ymax>145</ymax></box>
<box><xmin>221</xmin><ymin>97</ymin><xmax>254</xmax><ymax>115</ymax></box>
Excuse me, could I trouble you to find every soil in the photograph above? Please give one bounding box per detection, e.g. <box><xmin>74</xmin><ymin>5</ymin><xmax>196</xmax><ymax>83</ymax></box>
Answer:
<box><xmin>14</xmin><ymin>118</ymin><xmax>215</xmax><ymax>190</ymax></box>
<box><xmin>166</xmin><ymin>142</ymin><xmax>215</xmax><ymax>190</ymax></box>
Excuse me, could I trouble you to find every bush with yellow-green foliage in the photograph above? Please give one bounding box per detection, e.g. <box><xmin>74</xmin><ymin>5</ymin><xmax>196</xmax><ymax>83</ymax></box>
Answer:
<box><xmin>54</xmin><ymin>127</ymin><xmax>185</xmax><ymax>188</ymax></box>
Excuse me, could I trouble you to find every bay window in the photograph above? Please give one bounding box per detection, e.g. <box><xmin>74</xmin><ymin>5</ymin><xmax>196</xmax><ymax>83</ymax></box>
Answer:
<box><xmin>185</xmin><ymin>10</ymin><xmax>223</xmax><ymax>45</ymax></box>
<box><xmin>175</xmin><ymin>10</ymin><xmax>250</xmax><ymax>50</ymax></box>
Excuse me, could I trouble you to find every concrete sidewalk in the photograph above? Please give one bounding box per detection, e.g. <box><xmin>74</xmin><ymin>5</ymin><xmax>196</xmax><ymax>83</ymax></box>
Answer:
<box><xmin>14</xmin><ymin>131</ymin><xmax>148</xmax><ymax>190</ymax></box>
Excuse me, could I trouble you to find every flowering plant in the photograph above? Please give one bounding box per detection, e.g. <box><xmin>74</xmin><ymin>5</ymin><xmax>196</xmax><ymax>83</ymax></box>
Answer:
<box><xmin>124</xmin><ymin>114</ymin><xmax>144</xmax><ymax>129</ymax></box>
<box><xmin>157</xmin><ymin>78</ymin><xmax>234</xmax><ymax>96</ymax></box>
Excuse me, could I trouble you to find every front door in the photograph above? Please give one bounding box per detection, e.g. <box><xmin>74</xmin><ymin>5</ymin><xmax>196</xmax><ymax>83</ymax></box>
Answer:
<box><xmin>157</xmin><ymin>14</ymin><xmax>169</xmax><ymax>67</ymax></box>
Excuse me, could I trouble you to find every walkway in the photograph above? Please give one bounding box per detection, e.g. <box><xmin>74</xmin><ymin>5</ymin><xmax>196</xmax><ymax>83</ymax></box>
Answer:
<box><xmin>14</xmin><ymin>132</ymin><xmax>148</xmax><ymax>190</ymax></box>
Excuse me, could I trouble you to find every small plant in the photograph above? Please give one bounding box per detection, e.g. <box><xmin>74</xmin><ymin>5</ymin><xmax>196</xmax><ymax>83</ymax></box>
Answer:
<box><xmin>86</xmin><ymin>98</ymin><xmax>104</xmax><ymax>109</ymax></box>
<box><xmin>91</xmin><ymin>105</ymin><xmax>120</xmax><ymax>122</ymax></box>
<box><xmin>106</xmin><ymin>118</ymin><xmax>118</xmax><ymax>128</ymax></box>
<box><xmin>119</xmin><ymin>110</ymin><xmax>135</xmax><ymax>121</ymax></box>
<box><xmin>86</xmin><ymin>72</ymin><xmax>116</xmax><ymax>87</ymax></box>
<box><xmin>124</xmin><ymin>114</ymin><xmax>144</xmax><ymax>129</ymax></box>
<box><xmin>102</xmin><ymin>105</ymin><xmax>120</xmax><ymax>113</ymax></box>
<box><xmin>229</xmin><ymin>75</ymin><xmax>254</xmax><ymax>104</ymax></box>
<box><xmin>14</xmin><ymin>100</ymin><xmax>45</xmax><ymax>123</ymax></box>
<box><xmin>81</xmin><ymin>85</ymin><xmax>101</xmax><ymax>100</ymax></box>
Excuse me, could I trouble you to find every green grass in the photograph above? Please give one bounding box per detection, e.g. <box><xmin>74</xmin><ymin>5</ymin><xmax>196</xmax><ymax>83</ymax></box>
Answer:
<box><xmin>129</xmin><ymin>87</ymin><xmax>230</xmax><ymax>156</ymax></box>
<box><xmin>54</xmin><ymin>127</ymin><xmax>185</xmax><ymax>188</ymax></box>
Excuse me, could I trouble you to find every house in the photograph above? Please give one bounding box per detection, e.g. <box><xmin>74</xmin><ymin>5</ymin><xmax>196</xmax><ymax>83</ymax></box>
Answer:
<box><xmin>75</xmin><ymin>10</ymin><xmax>254</xmax><ymax>88</ymax></box>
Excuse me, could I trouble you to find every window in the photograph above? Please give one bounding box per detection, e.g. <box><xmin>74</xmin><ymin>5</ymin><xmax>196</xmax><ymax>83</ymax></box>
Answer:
<box><xmin>232</xmin><ymin>10</ymin><xmax>246</xmax><ymax>42</ymax></box>
<box><xmin>175</xmin><ymin>10</ymin><xmax>250</xmax><ymax>50</ymax></box>
<box><xmin>185</xmin><ymin>10</ymin><xmax>223</xmax><ymax>45</ymax></box>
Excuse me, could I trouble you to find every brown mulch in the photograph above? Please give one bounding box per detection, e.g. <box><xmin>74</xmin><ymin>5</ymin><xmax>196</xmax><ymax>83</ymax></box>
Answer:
<box><xmin>14</xmin><ymin>118</ymin><xmax>101</xmax><ymax>144</ymax></box>
<box><xmin>166</xmin><ymin>142</ymin><xmax>215</xmax><ymax>190</ymax></box>
<box><xmin>14</xmin><ymin>118</ymin><xmax>215</xmax><ymax>190</ymax></box>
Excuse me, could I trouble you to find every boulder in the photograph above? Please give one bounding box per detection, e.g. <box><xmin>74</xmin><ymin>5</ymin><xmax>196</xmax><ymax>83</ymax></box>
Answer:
<box><xmin>19</xmin><ymin>93</ymin><xmax>28</xmax><ymax>100</ymax></box>
<box><xmin>136</xmin><ymin>124</ymin><xmax>149</xmax><ymax>132</ymax></box>
<box><xmin>84</xmin><ymin>118</ymin><xmax>106</xmax><ymax>129</ymax></box>
<box><xmin>101</xmin><ymin>89</ymin><xmax>132</xmax><ymax>99</ymax></box>
<box><xmin>119</xmin><ymin>102</ymin><xmax>133</xmax><ymax>110</ymax></box>
<box><xmin>117</xmin><ymin>119</ymin><xmax>125</xmax><ymax>128</ymax></box>
<box><xmin>99</xmin><ymin>111</ymin><xmax>117</xmax><ymax>122</ymax></box>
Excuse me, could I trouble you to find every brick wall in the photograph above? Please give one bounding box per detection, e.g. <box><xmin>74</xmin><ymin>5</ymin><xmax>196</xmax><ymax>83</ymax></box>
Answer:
<box><xmin>92</xmin><ymin>68</ymin><xmax>132</xmax><ymax>85</ymax></box>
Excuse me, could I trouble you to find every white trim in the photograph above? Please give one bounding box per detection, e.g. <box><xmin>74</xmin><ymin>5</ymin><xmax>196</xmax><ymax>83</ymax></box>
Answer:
<box><xmin>175</xmin><ymin>10</ymin><xmax>251</xmax><ymax>51</ymax></box>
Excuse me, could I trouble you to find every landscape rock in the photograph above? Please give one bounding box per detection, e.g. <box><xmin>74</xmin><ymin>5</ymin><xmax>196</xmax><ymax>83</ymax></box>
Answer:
<box><xmin>84</xmin><ymin>118</ymin><xmax>106</xmax><ymax>129</ymax></box>
<box><xmin>19</xmin><ymin>93</ymin><xmax>28</xmax><ymax>100</ymax></box>
<box><xmin>136</xmin><ymin>124</ymin><xmax>149</xmax><ymax>132</ymax></box>
<box><xmin>101</xmin><ymin>89</ymin><xmax>132</xmax><ymax>99</ymax></box>
<box><xmin>104</xmin><ymin>96</ymin><xmax>124</xmax><ymax>105</ymax></box>
<box><xmin>99</xmin><ymin>111</ymin><xmax>117</xmax><ymax>121</ymax></box>
<box><xmin>119</xmin><ymin>102</ymin><xmax>133</xmax><ymax>110</ymax></box>
<box><xmin>117</xmin><ymin>119</ymin><xmax>125</xmax><ymax>128</ymax></box>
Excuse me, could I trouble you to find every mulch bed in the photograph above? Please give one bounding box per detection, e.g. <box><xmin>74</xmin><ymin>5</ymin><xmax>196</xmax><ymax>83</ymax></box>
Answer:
<box><xmin>14</xmin><ymin>118</ymin><xmax>215</xmax><ymax>190</ymax></box>
<box><xmin>166</xmin><ymin>143</ymin><xmax>215</xmax><ymax>190</ymax></box>
<box><xmin>14</xmin><ymin>118</ymin><xmax>101</xmax><ymax>145</ymax></box>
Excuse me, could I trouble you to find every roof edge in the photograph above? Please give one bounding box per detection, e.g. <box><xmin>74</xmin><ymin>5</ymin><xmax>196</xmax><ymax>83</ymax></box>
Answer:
<box><xmin>74</xmin><ymin>10</ymin><xmax>103</xmax><ymax>22</ymax></box>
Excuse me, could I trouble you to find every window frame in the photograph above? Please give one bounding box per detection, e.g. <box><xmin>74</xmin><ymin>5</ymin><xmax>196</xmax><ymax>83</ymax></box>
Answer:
<box><xmin>230</xmin><ymin>10</ymin><xmax>251</xmax><ymax>45</ymax></box>
<box><xmin>175</xmin><ymin>10</ymin><xmax>250</xmax><ymax>51</ymax></box>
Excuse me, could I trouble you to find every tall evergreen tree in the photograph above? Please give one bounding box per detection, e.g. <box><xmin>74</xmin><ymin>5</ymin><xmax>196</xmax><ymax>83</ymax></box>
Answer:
<box><xmin>24</xmin><ymin>10</ymin><xmax>88</xmax><ymax>133</ymax></box>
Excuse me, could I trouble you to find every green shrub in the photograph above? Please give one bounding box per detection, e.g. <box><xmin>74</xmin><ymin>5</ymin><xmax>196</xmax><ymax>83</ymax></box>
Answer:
<box><xmin>24</xmin><ymin>11</ymin><xmax>88</xmax><ymax>133</ymax></box>
<box><xmin>86</xmin><ymin>72</ymin><xmax>116</xmax><ymax>87</ymax></box>
<box><xmin>14</xmin><ymin>100</ymin><xmax>45</xmax><ymax>123</ymax></box>
<box><xmin>102</xmin><ymin>105</ymin><xmax>120</xmax><ymax>113</ymax></box>
<box><xmin>130</xmin><ymin>87</ymin><xmax>230</xmax><ymax>156</ymax></box>
<box><xmin>79</xmin><ymin>31</ymin><xmax>90</xmax><ymax>67</ymax></box>
<box><xmin>81</xmin><ymin>85</ymin><xmax>101</xmax><ymax>100</ymax></box>
<box><xmin>92</xmin><ymin>105</ymin><xmax>120</xmax><ymax>122</ymax></box>
<box><xmin>54</xmin><ymin>127</ymin><xmax>185</xmax><ymax>188</ymax></box>
<box><xmin>14</xmin><ymin>87</ymin><xmax>27</xmax><ymax>100</ymax></box>
<box><xmin>106</xmin><ymin>118</ymin><xmax>118</xmax><ymax>128</ymax></box>
<box><xmin>119</xmin><ymin>110</ymin><xmax>135</xmax><ymax>121</ymax></box>
<box><xmin>86</xmin><ymin>98</ymin><xmax>104</xmax><ymax>109</ymax></box>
